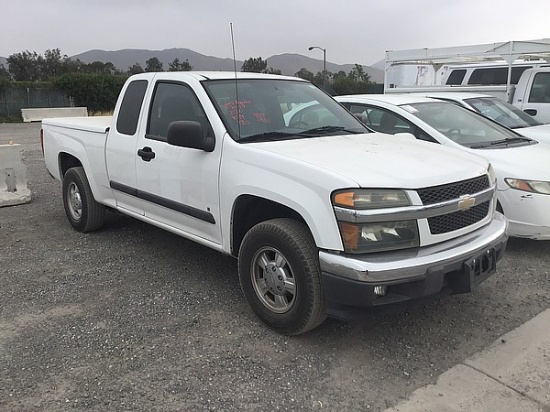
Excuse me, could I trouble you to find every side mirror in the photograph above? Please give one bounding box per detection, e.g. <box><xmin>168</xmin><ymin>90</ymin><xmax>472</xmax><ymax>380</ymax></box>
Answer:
<box><xmin>167</xmin><ymin>121</ymin><xmax>215</xmax><ymax>152</ymax></box>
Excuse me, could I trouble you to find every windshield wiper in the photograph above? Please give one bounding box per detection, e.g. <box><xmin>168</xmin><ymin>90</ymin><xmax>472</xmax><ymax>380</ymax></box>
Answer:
<box><xmin>489</xmin><ymin>137</ymin><xmax>535</xmax><ymax>146</ymax></box>
<box><xmin>238</xmin><ymin>131</ymin><xmax>297</xmax><ymax>143</ymax></box>
<box><xmin>298</xmin><ymin>125</ymin><xmax>348</xmax><ymax>136</ymax></box>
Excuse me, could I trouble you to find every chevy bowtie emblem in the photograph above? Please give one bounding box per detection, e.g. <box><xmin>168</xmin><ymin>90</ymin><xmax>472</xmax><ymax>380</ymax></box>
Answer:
<box><xmin>458</xmin><ymin>195</ymin><xmax>476</xmax><ymax>211</ymax></box>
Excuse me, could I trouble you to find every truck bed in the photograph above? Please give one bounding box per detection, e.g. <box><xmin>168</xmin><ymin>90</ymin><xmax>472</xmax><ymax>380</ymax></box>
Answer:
<box><xmin>42</xmin><ymin>116</ymin><xmax>113</xmax><ymax>134</ymax></box>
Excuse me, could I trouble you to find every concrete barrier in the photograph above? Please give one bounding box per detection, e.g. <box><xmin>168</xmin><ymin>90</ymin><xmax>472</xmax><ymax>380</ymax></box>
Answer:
<box><xmin>0</xmin><ymin>144</ymin><xmax>32</xmax><ymax>207</ymax></box>
<box><xmin>21</xmin><ymin>107</ymin><xmax>88</xmax><ymax>122</ymax></box>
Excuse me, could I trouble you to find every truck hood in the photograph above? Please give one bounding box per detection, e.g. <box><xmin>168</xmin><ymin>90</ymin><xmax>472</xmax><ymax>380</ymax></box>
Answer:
<box><xmin>250</xmin><ymin>133</ymin><xmax>488</xmax><ymax>189</ymax></box>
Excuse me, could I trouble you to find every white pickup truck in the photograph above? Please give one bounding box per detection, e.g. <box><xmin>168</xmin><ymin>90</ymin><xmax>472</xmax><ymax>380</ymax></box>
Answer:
<box><xmin>386</xmin><ymin>67</ymin><xmax>550</xmax><ymax>124</ymax></box>
<box><xmin>41</xmin><ymin>72</ymin><xmax>508</xmax><ymax>335</ymax></box>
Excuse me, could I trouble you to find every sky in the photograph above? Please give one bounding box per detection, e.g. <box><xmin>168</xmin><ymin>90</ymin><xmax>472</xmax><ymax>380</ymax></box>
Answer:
<box><xmin>1</xmin><ymin>0</ymin><xmax>549</xmax><ymax>66</ymax></box>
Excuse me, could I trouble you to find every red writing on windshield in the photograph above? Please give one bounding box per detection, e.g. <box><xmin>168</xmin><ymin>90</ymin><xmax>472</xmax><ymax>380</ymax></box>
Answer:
<box><xmin>224</xmin><ymin>99</ymin><xmax>251</xmax><ymax>125</ymax></box>
<box><xmin>253</xmin><ymin>112</ymin><xmax>271</xmax><ymax>124</ymax></box>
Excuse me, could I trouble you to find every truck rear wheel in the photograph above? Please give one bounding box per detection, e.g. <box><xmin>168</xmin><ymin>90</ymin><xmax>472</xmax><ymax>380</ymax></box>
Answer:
<box><xmin>62</xmin><ymin>167</ymin><xmax>105</xmax><ymax>232</ymax></box>
<box><xmin>238</xmin><ymin>218</ymin><xmax>326</xmax><ymax>335</ymax></box>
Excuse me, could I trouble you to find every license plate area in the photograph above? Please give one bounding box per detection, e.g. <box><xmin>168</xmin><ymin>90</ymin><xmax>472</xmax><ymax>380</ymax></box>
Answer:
<box><xmin>450</xmin><ymin>248</ymin><xmax>497</xmax><ymax>293</ymax></box>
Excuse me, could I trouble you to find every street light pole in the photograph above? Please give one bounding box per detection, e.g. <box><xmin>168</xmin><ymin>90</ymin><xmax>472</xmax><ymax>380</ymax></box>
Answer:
<box><xmin>308</xmin><ymin>46</ymin><xmax>326</xmax><ymax>90</ymax></box>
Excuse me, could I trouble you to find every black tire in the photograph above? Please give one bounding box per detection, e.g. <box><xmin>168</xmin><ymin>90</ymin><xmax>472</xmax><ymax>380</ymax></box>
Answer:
<box><xmin>238</xmin><ymin>218</ymin><xmax>326</xmax><ymax>335</ymax></box>
<box><xmin>62</xmin><ymin>166</ymin><xmax>105</xmax><ymax>232</ymax></box>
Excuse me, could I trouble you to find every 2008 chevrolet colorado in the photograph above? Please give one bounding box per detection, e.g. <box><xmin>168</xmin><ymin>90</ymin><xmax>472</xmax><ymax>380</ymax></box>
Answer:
<box><xmin>41</xmin><ymin>72</ymin><xmax>508</xmax><ymax>335</ymax></box>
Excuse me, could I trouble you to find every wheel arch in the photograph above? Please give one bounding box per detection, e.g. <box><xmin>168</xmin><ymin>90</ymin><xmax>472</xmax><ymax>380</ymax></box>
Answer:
<box><xmin>230</xmin><ymin>195</ymin><xmax>308</xmax><ymax>257</ymax></box>
<box><xmin>496</xmin><ymin>199</ymin><xmax>504</xmax><ymax>214</ymax></box>
<box><xmin>59</xmin><ymin>152</ymin><xmax>83</xmax><ymax>177</ymax></box>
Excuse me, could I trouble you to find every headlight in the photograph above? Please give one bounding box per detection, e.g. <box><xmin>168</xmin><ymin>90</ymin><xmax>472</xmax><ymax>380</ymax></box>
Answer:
<box><xmin>504</xmin><ymin>178</ymin><xmax>550</xmax><ymax>195</ymax></box>
<box><xmin>338</xmin><ymin>220</ymin><xmax>419</xmax><ymax>254</ymax></box>
<box><xmin>333</xmin><ymin>189</ymin><xmax>419</xmax><ymax>253</ymax></box>
<box><xmin>333</xmin><ymin>189</ymin><xmax>410</xmax><ymax>209</ymax></box>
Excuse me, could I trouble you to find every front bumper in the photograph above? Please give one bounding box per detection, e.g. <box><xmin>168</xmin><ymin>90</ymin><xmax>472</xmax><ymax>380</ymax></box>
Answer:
<box><xmin>499</xmin><ymin>189</ymin><xmax>550</xmax><ymax>240</ymax></box>
<box><xmin>319</xmin><ymin>213</ymin><xmax>508</xmax><ymax>319</ymax></box>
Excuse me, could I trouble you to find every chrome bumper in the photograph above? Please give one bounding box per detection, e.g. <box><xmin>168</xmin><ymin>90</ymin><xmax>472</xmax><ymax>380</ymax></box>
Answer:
<box><xmin>320</xmin><ymin>212</ymin><xmax>508</xmax><ymax>285</ymax></box>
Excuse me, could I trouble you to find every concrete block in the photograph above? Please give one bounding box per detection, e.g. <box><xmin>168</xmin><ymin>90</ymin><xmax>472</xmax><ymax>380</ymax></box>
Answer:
<box><xmin>21</xmin><ymin>107</ymin><xmax>88</xmax><ymax>122</ymax></box>
<box><xmin>0</xmin><ymin>144</ymin><xmax>32</xmax><ymax>207</ymax></box>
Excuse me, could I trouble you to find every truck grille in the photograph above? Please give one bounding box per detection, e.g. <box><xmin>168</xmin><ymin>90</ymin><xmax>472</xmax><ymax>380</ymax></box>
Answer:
<box><xmin>417</xmin><ymin>175</ymin><xmax>490</xmax><ymax>205</ymax></box>
<box><xmin>428</xmin><ymin>202</ymin><xmax>490</xmax><ymax>234</ymax></box>
<box><xmin>417</xmin><ymin>175</ymin><xmax>491</xmax><ymax>235</ymax></box>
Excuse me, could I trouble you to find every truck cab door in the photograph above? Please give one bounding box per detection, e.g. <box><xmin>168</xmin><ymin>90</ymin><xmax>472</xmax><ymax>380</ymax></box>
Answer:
<box><xmin>105</xmin><ymin>79</ymin><xmax>149</xmax><ymax>216</ymax></box>
<box><xmin>134</xmin><ymin>80</ymin><xmax>223</xmax><ymax>246</ymax></box>
<box><xmin>514</xmin><ymin>70</ymin><xmax>550</xmax><ymax>124</ymax></box>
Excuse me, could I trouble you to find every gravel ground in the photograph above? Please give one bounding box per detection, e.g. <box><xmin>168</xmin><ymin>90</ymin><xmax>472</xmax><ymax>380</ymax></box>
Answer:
<box><xmin>1</xmin><ymin>122</ymin><xmax>549</xmax><ymax>411</ymax></box>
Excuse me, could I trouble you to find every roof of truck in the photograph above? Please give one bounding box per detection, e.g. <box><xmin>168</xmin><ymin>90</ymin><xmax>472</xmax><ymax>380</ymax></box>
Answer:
<box><xmin>127</xmin><ymin>71</ymin><xmax>304</xmax><ymax>82</ymax></box>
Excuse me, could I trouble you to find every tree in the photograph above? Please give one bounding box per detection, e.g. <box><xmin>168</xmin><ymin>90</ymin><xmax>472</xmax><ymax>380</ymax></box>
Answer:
<box><xmin>348</xmin><ymin>64</ymin><xmax>371</xmax><ymax>83</ymax></box>
<box><xmin>55</xmin><ymin>73</ymin><xmax>127</xmax><ymax>114</ymax></box>
<box><xmin>313</xmin><ymin>71</ymin><xmax>330</xmax><ymax>89</ymax></box>
<box><xmin>264</xmin><ymin>67</ymin><xmax>282</xmax><ymax>75</ymax></box>
<box><xmin>241</xmin><ymin>57</ymin><xmax>281</xmax><ymax>74</ymax></box>
<box><xmin>145</xmin><ymin>57</ymin><xmax>163</xmax><ymax>72</ymax></box>
<box><xmin>294</xmin><ymin>68</ymin><xmax>315</xmax><ymax>82</ymax></box>
<box><xmin>127</xmin><ymin>63</ymin><xmax>145</xmax><ymax>75</ymax></box>
<box><xmin>6</xmin><ymin>49</ymin><xmax>86</xmax><ymax>81</ymax></box>
<box><xmin>7</xmin><ymin>50</ymin><xmax>42</xmax><ymax>81</ymax></box>
<box><xmin>332</xmin><ymin>65</ymin><xmax>373</xmax><ymax>95</ymax></box>
<box><xmin>241</xmin><ymin>57</ymin><xmax>267</xmax><ymax>73</ymax></box>
<box><xmin>83</xmin><ymin>61</ymin><xmax>120</xmax><ymax>75</ymax></box>
<box><xmin>41</xmin><ymin>48</ymin><xmax>66</xmax><ymax>79</ymax></box>
<box><xmin>168</xmin><ymin>58</ymin><xmax>192</xmax><ymax>71</ymax></box>
<box><xmin>0</xmin><ymin>64</ymin><xmax>10</xmax><ymax>80</ymax></box>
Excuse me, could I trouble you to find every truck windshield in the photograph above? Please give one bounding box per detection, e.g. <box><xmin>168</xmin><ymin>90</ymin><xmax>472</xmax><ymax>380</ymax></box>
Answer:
<box><xmin>203</xmin><ymin>79</ymin><xmax>368</xmax><ymax>142</ymax></box>
<box><xmin>464</xmin><ymin>97</ymin><xmax>542</xmax><ymax>128</ymax></box>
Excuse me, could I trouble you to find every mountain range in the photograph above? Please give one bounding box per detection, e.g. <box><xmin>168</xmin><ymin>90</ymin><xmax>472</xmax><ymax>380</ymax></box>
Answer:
<box><xmin>0</xmin><ymin>48</ymin><xmax>384</xmax><ymax>83</ymax></box>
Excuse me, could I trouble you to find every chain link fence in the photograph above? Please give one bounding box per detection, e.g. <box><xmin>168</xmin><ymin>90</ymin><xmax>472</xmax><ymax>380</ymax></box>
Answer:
<box><xmin>0</xmin><ymin>87</ymin><xmax>72</xmax><ymax>119</ymax></box>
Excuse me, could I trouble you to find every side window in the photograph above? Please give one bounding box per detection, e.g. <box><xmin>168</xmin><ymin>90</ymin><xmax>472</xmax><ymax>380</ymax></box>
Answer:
<box><xmin>349</xmin><ymin>104</ymin><xmax>416</xmax><ymax>135</ymax></box>
<box><xmin>147</xmin><ymin>82</ymin><xmax>210</xmax><ymax>140</ymax></box>
<box><xmin>468</xmin><ymin>66</ymin><xmax>532</xmax><ymax>86</ymax></box>
<box><xmin>511</xmin><ymin>66</ymin><xmax>532</xmax><ymax>84</ymax></box>
<box><xmin>445</xmin><ymin>69</ymin><xmax>466</xmax><ymax>85</ymax></box>
<box><xmin>361</xmin><ymin>107</ymin><xmax>413</xmax><ymax>135</ymax></box>
<box><xmin>116</xmin><ymin>80</ymin><xmax>148</xmax><ymax>135</ymax></box>
<box><xmin>528</xmin><ymin>72</ymin><xmax>550</xmax><ymax>103</ymax></box>
<box><xmin>346</xmin><ymin>104</ymin><xmax>371</xmax><ymax>127</ymax></box>
<box><xmin>468</xmin><ymin>68</ymin><xmax>506</xmax><ymax>85</ymax></box>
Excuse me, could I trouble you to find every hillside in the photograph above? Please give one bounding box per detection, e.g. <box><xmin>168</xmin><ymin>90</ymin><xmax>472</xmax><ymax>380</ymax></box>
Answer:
<box><xmin>0</xmin><ymin>48</ymin><xmax>384</xmax><ymax>83</ymax></box>
<box><xmin>73</xmin><ymin>49</ymin><xmax>384</xmax><ymax>83</ymax></box>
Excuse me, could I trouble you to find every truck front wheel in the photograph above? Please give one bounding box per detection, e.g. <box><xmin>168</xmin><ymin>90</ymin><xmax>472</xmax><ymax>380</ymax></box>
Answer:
<box><xmin>62</xmin><ymin>167</ymin><xmax>105</xmax><ymax>232</ymax></box>
<box><xmin>238</xmin><ymin>218</ymin><xmax>326</xmax><ymax>335</ymax></box>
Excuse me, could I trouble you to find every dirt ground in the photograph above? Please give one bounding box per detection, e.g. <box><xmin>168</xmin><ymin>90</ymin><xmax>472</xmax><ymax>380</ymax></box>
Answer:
<box><xmin>1</xmin><ymin>122</ymin><xmax>549</xmax><ymax>411</ymax></box>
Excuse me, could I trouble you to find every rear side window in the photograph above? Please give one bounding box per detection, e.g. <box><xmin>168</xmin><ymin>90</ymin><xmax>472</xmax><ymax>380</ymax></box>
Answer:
<box><xmin>116</xmin><ymin>80</ymin><xmax>148</xmax><ymax>135</ymax></box>
<box><xmin>445</xmin><ymin>69</ymin><xmax>466</xmax><ymax>85</ymax></box>
<box><xmin>467</xmin><ymin>66</ymin><xmax>531</xmax><ymax>85</ymax></box>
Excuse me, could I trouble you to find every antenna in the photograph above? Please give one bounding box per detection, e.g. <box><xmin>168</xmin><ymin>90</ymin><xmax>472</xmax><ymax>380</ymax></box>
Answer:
<box><xmin>230</xmin><ymin>23</ymin><xmax>241</xmax><ymax>139</ymax></box>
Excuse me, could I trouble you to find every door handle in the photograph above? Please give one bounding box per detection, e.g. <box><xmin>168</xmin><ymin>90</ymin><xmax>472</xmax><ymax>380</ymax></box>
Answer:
<box><xmin>524</xmin><ymin>109</ymin><xmax>537</xmax><ymax>116</ymax></box>
<box><xmin>137</xmin><ymin>146</ymin><xmax>156</xmax><ymax>161</ymax></box>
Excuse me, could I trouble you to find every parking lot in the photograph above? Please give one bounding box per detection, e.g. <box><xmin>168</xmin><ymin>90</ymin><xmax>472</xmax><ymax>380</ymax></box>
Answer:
<box><xmin>1</xmin><ymin>122</ymin><xmax>549</xmax><ymax>411</ymax></box>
